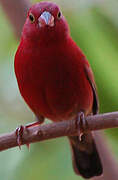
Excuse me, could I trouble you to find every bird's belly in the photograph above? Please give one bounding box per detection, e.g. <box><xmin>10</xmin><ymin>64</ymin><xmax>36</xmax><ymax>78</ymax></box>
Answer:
<box><xmin>16</xmin><ymin>52</ymin><xmax>93</xmax><ymax>121</ymax></box>
<box><xmin>19</xmin><ymin>71</ymin><xmax>93</xmax><ymax>122</ymax></box>
<box><xmin>45</xmin><ymin>79</ymin><xmax>93</xmax><ymax>121</ymax></box>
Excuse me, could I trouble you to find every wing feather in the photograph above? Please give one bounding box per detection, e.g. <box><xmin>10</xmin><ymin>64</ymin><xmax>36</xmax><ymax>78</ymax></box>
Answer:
<box><xmin>84</xmin><ymin>63</ymin><xmax>99</xmax><ymax>114</ymax></box>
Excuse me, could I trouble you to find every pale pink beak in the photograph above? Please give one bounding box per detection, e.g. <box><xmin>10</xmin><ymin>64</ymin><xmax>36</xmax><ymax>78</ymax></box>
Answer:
<box><xmin>38</xmin><ymin>11</ymin><xmax>54</xmax><ymax>27</ymax></box>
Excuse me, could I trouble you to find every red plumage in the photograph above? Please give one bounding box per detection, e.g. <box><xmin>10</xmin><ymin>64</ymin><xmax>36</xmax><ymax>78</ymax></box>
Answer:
<box><xmin>15</xmin><ymin>37</ymin><xmax>93</xmax><ymax>120</ymax></box>
<box><xmin>15</xmin><ymin>2</ymin><xmax>102</xmax><ymax>178</ymax></box>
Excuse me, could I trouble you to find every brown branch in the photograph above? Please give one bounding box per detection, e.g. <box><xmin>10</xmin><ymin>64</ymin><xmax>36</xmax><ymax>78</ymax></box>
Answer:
<box><xmin>92</xmin><ymin>131</ymin><xmax>118</xmax><ymax>180</ymax></box>
<box><xmin>0</xmin><ymin>111</ymin><xmax>118</xmax><ymax>152</ymax></box>
<box><xmin>0</xmin><ymin>0</ymin><xmax>31</xmax><ymax>38</ymax></box>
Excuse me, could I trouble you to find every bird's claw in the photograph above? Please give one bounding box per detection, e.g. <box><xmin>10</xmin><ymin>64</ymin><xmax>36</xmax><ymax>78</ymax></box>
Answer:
<box><xmin>16</xmin><ymin>125</ymin><xmax>24</xmax><ymax>150</ymax></box>
<box><xmin>15</xmin><ymin>125</ymin><xmax>30</xmax><ymax>150</ymax></box>
<box><xmin>76</xmin><ymin>112</ymin><xmax>88</xmax><ymax>141</ymax></box>
<box><xmin>15</xmin><ymin>118</ymin><xmax>44</xmax><ymax>150</ymax></box>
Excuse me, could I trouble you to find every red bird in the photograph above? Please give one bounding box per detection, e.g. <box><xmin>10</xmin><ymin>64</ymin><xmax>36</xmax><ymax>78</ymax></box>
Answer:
<box><xmin>14</xmin><ymin>2</ymin><xmax>103</xmax><ymax>179</ymax></box>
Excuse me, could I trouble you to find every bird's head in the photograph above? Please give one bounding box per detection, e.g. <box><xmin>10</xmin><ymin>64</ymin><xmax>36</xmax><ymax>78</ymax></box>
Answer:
<box><xmin>22</xmin><ymin>2</ymin><xmax>69</xmax><ymax>43</ymax></box>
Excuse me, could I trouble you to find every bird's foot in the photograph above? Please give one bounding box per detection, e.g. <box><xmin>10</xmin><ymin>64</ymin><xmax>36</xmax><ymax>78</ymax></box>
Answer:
<box><xmin>15</xmin><ymin>125</ymin><xmax>28</xmax><ymax>150</ymax></box>
<box><xmin>76</xmin><ymin>112</ymin><xmax>88</xmax><ymax>141</ymax></box>
<box><xmin>15</xmin><ymin>120</ymin><xmax>44</xmax><ymax>150</ymax></box>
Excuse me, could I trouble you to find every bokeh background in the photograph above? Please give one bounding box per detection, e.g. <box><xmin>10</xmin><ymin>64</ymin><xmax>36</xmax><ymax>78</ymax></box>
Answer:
<box><xmin>0</xmin><ymin>0</ymin><xmax>118</xmax><ymax>180</ymax></box>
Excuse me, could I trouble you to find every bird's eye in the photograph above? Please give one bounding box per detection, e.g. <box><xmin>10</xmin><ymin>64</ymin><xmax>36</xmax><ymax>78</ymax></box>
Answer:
<box><xmin>57</xmin><ymin>11</ymin><xmax>61</xmax><ymax>19</ymax></box>
<box><xmin>29</xmin><ymin>13</ymin><xmax>35</xmax><ymax>23</ymax></box>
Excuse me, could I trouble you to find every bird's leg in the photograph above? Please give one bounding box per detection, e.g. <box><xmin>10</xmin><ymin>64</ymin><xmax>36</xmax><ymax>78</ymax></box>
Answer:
<box><xmin>26</xmin><ymin>115</ymin><xmax>44</xmax><ymax>128</ymax></box>
<box><xmin>76</xmin><ymin>112</ymin><xmax>88</xmax><ymax>141</ymax></box>
<box><xmin>15</xmin><ymin>115</ymin><xmax>44</xmax><ymax>149</ymax></box>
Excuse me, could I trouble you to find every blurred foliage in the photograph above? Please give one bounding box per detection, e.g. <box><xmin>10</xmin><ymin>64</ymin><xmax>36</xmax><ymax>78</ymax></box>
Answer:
<box><xmin>0</xmin><ymin>0</ymin><xmax>118</xmax><ymax>180</ymax></box>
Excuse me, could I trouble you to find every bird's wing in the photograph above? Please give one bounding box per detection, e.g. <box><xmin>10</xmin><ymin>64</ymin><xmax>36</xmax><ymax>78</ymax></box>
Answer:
<box><xmin>84</xmin><ymin>62</ymin><xmax>99</xmax><ymax>114</ymax></box>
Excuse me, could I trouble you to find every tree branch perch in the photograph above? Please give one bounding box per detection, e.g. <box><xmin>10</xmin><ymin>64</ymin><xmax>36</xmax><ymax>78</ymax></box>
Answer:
<box><xmin>0</xmin><ymin>111</ymin><xmax>118</xmax><ymax>152</ymax></box>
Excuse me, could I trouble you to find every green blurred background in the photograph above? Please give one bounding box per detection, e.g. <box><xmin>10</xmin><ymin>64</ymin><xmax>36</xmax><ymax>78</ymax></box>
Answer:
<box><xmin>0</xmin><ymin>0</ymin><xmax>118</xmax><ymax>179</ymax></box>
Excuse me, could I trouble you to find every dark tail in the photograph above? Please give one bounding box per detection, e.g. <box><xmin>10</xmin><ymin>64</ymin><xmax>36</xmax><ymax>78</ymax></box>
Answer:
<box><xmin>68</xmin><ymin>133</ymin><xmax>103</xmax><ymax>179</ymax></box>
